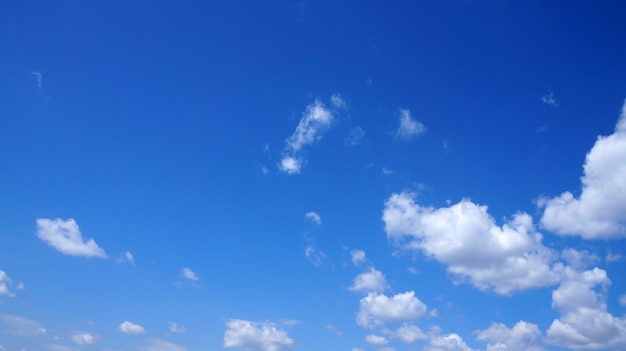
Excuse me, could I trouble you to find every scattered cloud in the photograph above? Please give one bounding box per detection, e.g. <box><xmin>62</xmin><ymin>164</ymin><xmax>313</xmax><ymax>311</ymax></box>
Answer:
<box><xmin>345</xmin><ymin>126</ymin><xmax>366</xmax><ymax>147</ymax></box>
<box><xmin>36</xmin><ymin>218</ymin><xmax>107</xmax><ymax>258</ymax></box>
<box><xmin>606</xmin><ymin>250</ymin><xmax>624</xmax><ymax>263</ymax></box>
<box><xmin>476</xmin><ymin>321</ymin><xmax>545</xmax><ymax>351</ymax></box>
<box><xmin>325</xmin><ymin>324</ymin><xmax>343</xmax><ymax>336</ymax></box>
<box><xmin>31</xmin><ymin>70</ymin><xmax>43</xmax><ymax>90</ymax></box>
<box><xmin>350</xmin><ymin>268</ymin><xmax>389</xmax><ymax>293</ymax></box>
<box><xmin>117</xmin><ymin>251</ymin><xmax>135</xmax><ymax>264</ymax></box>
<box><xmin>140</xmin><ymin>339</ymin><xmax>187</xmax><ymax>351</ymax></box>
<box><xmin>350</xmin><ymin>249</ymin><xmax>367</xmax><ymax>267</ymax></box>
<box><xmin>224</xmin><ymin>319</ymin><xmax>294</xmax><ymax>351</ymax></box>
<box><xmin>0</xmin><ymin>270</ymin><xmax>16</xmax><ymax>297</ymax></box>
<box><xmin>365</xmin><ymin>334</ymin><xmax>388</xmax><ymax>345</ymax></box>
<box><xmin>542</xmin><ymin>91</ymin><xmax>558</xmax><ymax>107</ymax></box>
<box><xmin>0</xmin><ymin>313</ymin><xmax>47</xmax><ymax>336</ymax></box>
<box><xmin>181</xmin><ymin>267</ymin><xmax>199</xmax><ymax>281</ymax></box>
<box><xmin>169</xmin><ymin>322</ymin><xmax>186</xmax><ymax>334</ymax></box>
<box><xmin>392</xmin><ymin>108</ymin><xmax>426</xmax><ymax>141</ymax></box>
<box><xmin>118</xmin><ymin>321</ymin><xmax>145</xmax><ymax>335</ymax></box>
<box><xmin>425</xmin><ymin>332</ymin><xmax>475</xmax><ymax>351</ymax></box>
<box><xmin>619</xmin><ymin>294</ymin><xmax>626</xmax><ymax>307</ymax></box>
<box><xmin>539</xmin><ymin>99</ymin><xmax>626</xmax><ymax>239</ymax></box>
<box><xmin>304</xmin><ymin>211</ymin><xmax>322</xmax><ymax>225</ymax></box>
<box><xmin>305</xmin><ymin>238</ymin><xmax>329</xmax><ymax>267</ymax></box>
<box><xmin>279</xmin><ymin>97</ymin><xmax>344</xmax><ymax>174</ymax></box>
<box><xmin>384</xmin><ymin>324</ymin><xmax>427</xmax><ymax>344</ymax></box>
<box><xmin>545</xmin><ymin>267</ymin><xmax>626</xmax><ymax>350</ymax></box>
<box><xmin>357</xmin><ymin>291</ymin><xmax>427</xmax><ymax>329</ymax></box>
<box><xmin>383</xmin><ymin>192</ymin><xmax>561</xmax><ymax>294</ymax></box>
<box><xmin>71</xmin><ymin>332</ymin><xmax>95</xmax><ymax>345</ymax></box>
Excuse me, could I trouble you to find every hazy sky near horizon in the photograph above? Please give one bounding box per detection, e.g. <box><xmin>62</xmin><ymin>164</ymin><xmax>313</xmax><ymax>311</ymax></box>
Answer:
<box><xmin>1</xmin><ymin>1</ymin><xmax>626</xmax><ymax>351</ymax></box>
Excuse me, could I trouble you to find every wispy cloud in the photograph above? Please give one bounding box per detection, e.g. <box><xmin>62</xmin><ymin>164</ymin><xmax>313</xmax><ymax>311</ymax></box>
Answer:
<box><xmin>169</xmin><ymin>322</ymin><xmax>186</xmax><ymax>334</ymax></box>
<box><xmin>0</xmin><ymin>313</ymin><xmax>47</xmax><ymax>336</ymax></box>
<box><xmin>345</xmin><ymin>126</ymin><xmax>365</xmax><ymax>147</ymax></box>
<box><xmin>36</xmin><ymin>218</ymin><xmax>107</xmax><ymax>258</ymax></box>
<box><xmin>392</xmin><ymin>108</ymin><xmax>426</xmax><ymax>141</ymax></box>
<box><xmin>0</xmin><ymin>270</ymin><xmax>17</xmax><ymax>297</ymax></box>
<box><xmin>181</xmin><ymin>267</ymin><xmax>200</xmax><ymax>281</ymax></box>
<box><xmin>71</xmin><ymin>332</ymin><xmax>95</xmax><ymax>345</ymax></box>
<box><xmin>305</xmin><ymin>238</ymin><xmax>329</xmax><ymax>267</ymax></box>
<box><xmin>325</xmin><ymin>324</ymin><xmax>343</xmax><ymax>336</ymax></box>
<box><xmin>542</xmin><ymin>91</ymin><xmax>558</xmax><ymax>107</ymax></box>
<box><xmin>31</xmin><ymin>70</ymin><xmax>43</xmax><ymax>90</ymax></box>
<box><xmin>304</xmin><ymin>211</ymin><xmax>322</xmax><ymax>225</ymax></box>
<box><xmin>117</xmin><ymin>251</ymin><xmax>135</xmax><ymax>264</ymax></box>
<box><xmin>140</xmin><ymin>339</ymin><xmax>186</xmax><ymax>351</ymax></box>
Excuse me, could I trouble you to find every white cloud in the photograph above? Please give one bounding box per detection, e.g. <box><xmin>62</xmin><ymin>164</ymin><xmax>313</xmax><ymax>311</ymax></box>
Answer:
<box><xmin>118</xmin><ymin>321</ymin><xmax>145</xmax><ymax>335</ymax></box>
<box><xmin>383</xmin><ymin>192</ymin><xmax>561</xmax><ymax>294</ymax></box>
<box><xmin>181</xmin><ymin>267</ymin><xmax>199</xmax><ymax>281</ymax></box>
<box><xmin>350</xmin><ymin>268</ymin><xmax>389</xmax><ymax>293</ymax></box>
<box><xmin>305</xmin><ymin>211</ymin><xmax>322</xmax><ymax>224</ymax></box>
<box><xmin>385</xmin><ymin>324</ymin><xmax>427</xmax><ymax>344</ymax></box>
<box><xmin>305</xmin><ymin>238</ymin><xmax>329</xmax><ymax>267</ymax></box>
<box><xmin>169</xmin><ymin>322</ymin><xmax>186</xmax><ymax>333</ymax></box>
<box><xmin>539</xmin><ymin>99</ymin><xmax>626</xmax><ymax>239</ymax></box>
<box><xmin>140</xmin><ymin>339</ymin><xmax>187</xmax><ymax>351</ymax></box>
<box><xmin>619</xmin><ymin>294</ymin><xmax>626</xmax><ymax>307</ymax></box>
<box><xmin>224</xmin><ymin>319</ymin><xmax>294</xmax><ymax>351</ymax></box>
<box><xmin>365</xmin><ymin>334</ymin><xmax>388</xmax><ymax>345</ymax></box>
<box><xmin>476</xmin><ymin>321</ymin><xmax>545</xmax><ymax>351</ymax></box>
<box><xmin>545</xmin><ymin>267</ymin><xmax>626</xmax><ymax>350</ymax></box>
<box><xmin>352</xmin><ymin>348</ymin><xmax>365</xmax><ymax>351</ymax></box>
<box><xmin>117</xmin><ymin>251</ymin><xmax>135</xmax><ymax>264</ymax></box>
<box><xmin>71</xmin><ymin>332</ymin><xmax>95</xmax><ymax>345</ymax></box>
<box><xmin>357</xmin><ymin>291</ymin><xmax>427</xmax><ymax>329</ymax></box>
<box><xmin>36</xmin><ymin>218</ymin><xmax>107</xmax><ymax>258</ymax></box>
<box><xmin>426</xmin><ymin>333</ymin><xmax>475</xmax><ymax>351</ymax></box>
<box><xmin>606</xmin><ymin>250</ymin><xmax>624</xmax><ymax>263</ymax></box>
<box><xmin>351</xmin><ymin>249</ymin><xmax>367</xmax><ymax>267</ymax></box>
<box><xmin>0</xmin><ymin>313</ymin><xmax>46</xmax><ymax>336</ymax></box>
<box><xmin>392</xmin><ymin>108</ymin><xmax>426</xmax><ymax>140</ymax></box>
<box><xmin>278</xmin><ymin>156</ymin><xmax>302</xmax><ymax>174</ymax></box>
<box><xmin>330</xmin><ymin>94</ymin><xmax>348</xmax><ymax>110</ymax></box>
<box><xmin>541</xmin><ymin>91</ymin><xmax>558</xmax><ymax>107</ymax></box>
<box><xmin>325</xmin><ymin>324</ymin><xmax>343</xmax><ymax>336</ymax></box>
<box><xmin>0</xmin><ymin>270</ymin><xmax>16</xmax><ymax>297</ymax></box>
<box><xmin>279</xmin><ymin>97</ymin><xmax>343</xmax><ymax>174</ymax></box>
<box><xmin>345</xmin><ymin>126</ymin><xmax>365</xmax><ymax>147</ymax></box>
<box><xmin>31</xmin><ymin>70</ymin><xmax>42</xmax><ymax>90</ymax></box>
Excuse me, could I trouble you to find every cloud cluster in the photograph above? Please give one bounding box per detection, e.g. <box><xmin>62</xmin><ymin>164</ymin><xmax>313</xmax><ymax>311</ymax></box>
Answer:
<box><xmin>224</xmin><ymin>319</ymin><xmax>294</xmax><ymax>351</ymax></box>
<box><xmin>36</xmin><ymin>218</ymin><xmax>106</xmax><ymax>258</ymax></box>
<box><xmin>279</xmin><ymin>95</ymin><xmax>346</xmax><ymax>174</ymax></box>
<box><xmin>476</xmin><ymin>321</ymin><xmax>545</xmax><ymax>351</ymax></box>
<box><xmin>383</xmin><ymin>192</ymin><xmax>561</xmax><ymax>294</ymax></box>
<box><xmin>539</xmin><ymin>99</ymin><xmax>626</xmax><ymax>239</ymax></box>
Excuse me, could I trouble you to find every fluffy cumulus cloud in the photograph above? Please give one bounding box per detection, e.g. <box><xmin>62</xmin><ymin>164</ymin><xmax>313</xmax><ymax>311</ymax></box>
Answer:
<box><xmin>279</xmin><ymin>96</ymin><xmax>345</xmax><ymax>174</ymax></box>
<box><xmin>71</xmin><ymin>332</ymin><xmax>95</xmax><ymax>345</ymax></box>
<box><xmin>181</xmin><ymin>267</ymin><xmax>200</xmax><ymax>281</ymax></box>
<box><xmin>383</xmin><ymin>192</ymin><xmax>561</xmax><ymax>294</ymax></box>
<box><xmin>350</xmin><ymin>268</ymin><xmax>389</xmax><ymax>293</ymax></box>
<box><xmin>357</xmin><ymin>291</ymin><xmax>427</xmax><ymax>329</ymax></box>
<box><xmin>545</xmin><ymin>267</ymin><xmax>626</xmax><ymax>350</ymax></box>
<box><xmin>0</xmin><ymin>270</ymin><xmax>16</xmax><ymax>297</ymax></box>
<box><xmin>425</xmin><ymin>333</ymin><xmax>475</xmax><ymax>351</ymax></box>
<box><xmin>540</xmin><ymin>99</ymin><xmax>626</xmax><ymax>239</ymax></box>
<box><xmin>118</xmin><ymin>321</ymin><xmax>146</xmax><ymax>335</ymax></box>
<box><xmin>476</xmin><ymin>321</ymin><xmax>545</xmax><ymax>351</ymax></box>
<box><xmin>385</xmin><ymin>324</ymin><xmax>427</xmax><ymax>344</ymax></box>
<box><xmin>392</xmin><ymin>108</ymin><xmax>426</xmax><ymax>140</ymax></box>
<box><xmin>36</xmin><ymin>218</ymin><xmax>106</xmax><ymax>258</ymax></box>
<box><xmin>224</xmin><ymin>319</ymin><xmax>294</xmax><ymax>351</ymax></box>
<box><xmin>365</xmin><ymin>334</ymin><xmax>388</xmax><ymax>345</ymax></box>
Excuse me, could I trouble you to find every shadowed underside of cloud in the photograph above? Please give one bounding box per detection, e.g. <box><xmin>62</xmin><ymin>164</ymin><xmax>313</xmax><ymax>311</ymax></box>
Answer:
<box><xmin>539</xmin><ymin>99</ymin><xmax>626</xmax><ymax>239</ymax></box>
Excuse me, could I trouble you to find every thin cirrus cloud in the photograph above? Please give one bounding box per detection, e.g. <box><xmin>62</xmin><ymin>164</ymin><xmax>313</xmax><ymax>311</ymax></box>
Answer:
<box><xmin>278</xmin><ymin>94</ymin><xmax>347</xmax><ymax>174</ymax></box>
<box><xmin>36</xmin><ymin>218</ymin><xmax>107</xmax><ymax>258</ymax></box>
<box><xmin>383</xmin><ymin>192</ymin><xmax>562</xmax><ymax>294</ymax></box>
<box><xmin>0</xmin><ymin>313</ymin><xmax>46</xmax><ymax>336</ymax></box>
<box><xmin>223</xmin><ymin>319</ymin><xmax>294</xmax><ymax>351</ymax></box>
<box><xmin>392</xmin><ymin>108</ymin><xmax>426</xmax><ymax>141</ymax></box>
<box><xmin>118</xmin><ymin>321</ymin><xmax>145</xmax><ymax>335</ymax></box>
<box><xmin>539</xmin><ymin>99</ymin><xmax>626</xmax><ymax>239</ymax></box>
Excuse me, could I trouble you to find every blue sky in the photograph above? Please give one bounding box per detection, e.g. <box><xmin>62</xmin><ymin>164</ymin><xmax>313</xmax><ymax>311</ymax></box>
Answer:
<box><xmin>1</xmin><ymin>1</ymin><xmax>626</xmax><ymax>351</ymax></box>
